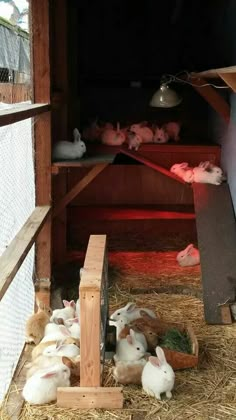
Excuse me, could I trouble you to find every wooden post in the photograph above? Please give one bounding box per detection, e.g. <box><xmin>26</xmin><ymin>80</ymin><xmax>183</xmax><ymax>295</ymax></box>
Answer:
<box><xmin>79</xmin><ymin>235</ymin><xmax>107</xmax><ymax>387</ymax></box>
<box><xmin>31</xmin><ymin>0</ymin><xmax>51</xmax><ymax>304</ymax></box>
<box><xmin>57</xmin><ymin>235</ymin><xmax>124</xmax><ymax>409</ymax></box>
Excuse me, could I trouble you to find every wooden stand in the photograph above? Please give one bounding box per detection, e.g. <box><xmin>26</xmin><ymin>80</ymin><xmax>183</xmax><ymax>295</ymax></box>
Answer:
<box><xmin>57</xmin><ymin>235</ymin><xmax>123</xmax><ymax>409</ymax></box>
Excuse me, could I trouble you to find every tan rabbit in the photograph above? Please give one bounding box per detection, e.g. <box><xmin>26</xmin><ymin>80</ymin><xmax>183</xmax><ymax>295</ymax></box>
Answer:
<box><xmin>25</xmin><ymin>301</ymin><xmax>52</xmax><ymax>345</ymax></box>
<box><xmin>26</xmin><ymin>354</ymin><xmax>80</xmax><ymax>381</ymax></box>
<box><xmin>31</xmin><ymin>336</ymin><xmax>80</xmax><ymax>360</ymax></box>
<box><xmin>113</xmin><ymin>359</ymin><xmax>147</xmax><ymax>385</ymax></box>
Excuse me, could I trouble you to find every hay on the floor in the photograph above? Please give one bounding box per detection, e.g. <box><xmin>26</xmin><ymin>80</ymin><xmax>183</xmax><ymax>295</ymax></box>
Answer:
<box><xmin>2</xmin><ymin>290</ymin><xmax>236</xmax><ymax>420</ymax></box>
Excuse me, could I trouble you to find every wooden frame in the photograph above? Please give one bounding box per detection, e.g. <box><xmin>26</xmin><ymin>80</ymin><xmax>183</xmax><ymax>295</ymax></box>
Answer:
<box><xmin>57</xmin><ymin>235</ymin><xmax>123</xmax><ymax>409</ymax></box>
<box><xmin>31</xmin><ymin>0</ymin><xmax>52</xmax><ymax>302</ymax></box>
<box><xmin>0</xmin><ymin>206</ymin><xmax>51</xmax><ymax>301</ymax></box>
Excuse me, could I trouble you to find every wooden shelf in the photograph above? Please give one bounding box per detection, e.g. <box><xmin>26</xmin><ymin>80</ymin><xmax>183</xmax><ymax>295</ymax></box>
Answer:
<box><xmin>52</xmin><ymin>154</ymin><xmax>115</xmax><ymax>173</ymax></box>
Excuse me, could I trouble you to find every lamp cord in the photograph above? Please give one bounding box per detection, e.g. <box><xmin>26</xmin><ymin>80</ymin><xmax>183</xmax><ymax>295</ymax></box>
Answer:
<box><xmin>162</xmin><ymin>71</ymin><xmax>229</xmax><ymax>89</ymax></box>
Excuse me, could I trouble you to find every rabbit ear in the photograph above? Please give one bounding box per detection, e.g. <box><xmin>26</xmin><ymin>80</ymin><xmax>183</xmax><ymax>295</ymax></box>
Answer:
<box><xmin>59</xmin><ymin>325</ymin><xmax>71</xmax><ymax>336</ymax></box>
<box><xmin>155</xmin><ymin>347</ymin><xmax>167</xmax><ymax>364</ymax></box>
<box><xmin>73</xmin><ymin>128</ymin><xmax>81</xmax><ymax>142</ymax></box>
<box><xmin>180</xmin><ymin>162</ymin><xmax>189</xmax><ymax>168</ymax></box>
<box><xmin>125</xmin><ymin>303</ymin><xmax>136</xmax><ymax>313</ymax></box>
<box><xmin>149</xmin><ymin>356</ymin><xmax>160</xmax><ymax>367</ymax></box>
<box><xmin>185</xmin><ymin>244</ymin><xmax>194</xmax><ymax>255</ymax></box>
<box><xmin>41</xmin><ymin>370</ymin><xmax>57</xmax><ymax>379</ymax></box>
<box><xmin>126</xmin><ymin>330</ymin><xmax>135</xmax><ymax>345</ymax></box>
<box><xmin>62</xmin><ymin>356</ymin><xmax>75</xmax><ymax>369</ymax></box>
<box><xmin>56</xmin><ymin>340</ymin><xmax>64</xmax><ymax>350</ymax></box>
<box><xmin>140</xmin><ymin>310</ymin><xmax>152</xmax><ymax>319</ymax></box>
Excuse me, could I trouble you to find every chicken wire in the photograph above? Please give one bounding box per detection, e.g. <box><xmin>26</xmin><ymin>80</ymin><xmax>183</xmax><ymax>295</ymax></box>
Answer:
<box><xmin>0</xmin><ymin>103</ymin><xmax>35</xmax><ymax>403</ymax></box>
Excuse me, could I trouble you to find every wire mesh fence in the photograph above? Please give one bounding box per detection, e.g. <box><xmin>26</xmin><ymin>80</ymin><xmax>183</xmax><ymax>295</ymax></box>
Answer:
<box><xmin>0</xmin><ymin>1</ymin><xmax>35</xmax><ymax>403</ymax></box>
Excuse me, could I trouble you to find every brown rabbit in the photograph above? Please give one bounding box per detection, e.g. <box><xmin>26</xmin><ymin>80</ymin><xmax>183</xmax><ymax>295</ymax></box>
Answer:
<box><xmin>119</xmin><ymin>323</ymin><xmax>159</xmax><ymax>352</ymax></box>
<box><xmin>25</xmin><ymin>301</ymin><xmax>53</xmax><ymax>345</ymax></box>
<box><xmin>130</xmin><ymin>311</ymin><xmax>174</xmax><ymax>336</ymax></box>
<box><xmin>31</xmin><ymin>336</ymin><xmax>80</xmax><ymax>360</ymax></box>
<box><xmin>113</xmin><ymin>359</ymin><xmax>147</xmax><ymax>385</ymax></box>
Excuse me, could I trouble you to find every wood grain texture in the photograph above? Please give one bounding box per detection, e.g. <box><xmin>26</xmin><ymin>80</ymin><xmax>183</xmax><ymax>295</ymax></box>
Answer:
<box><xmin>57</xmin><ymin>387</ymin><xmax>123</xmax><ymax>409</ymax></box>
<box><xmin>0</xmin><ymin>206</ymin><xmax>51</xmax><ymax>301</ymax></box>
<box><xmin>31</xmin><ymin>0</ymin><xmax>52</xmax><ymax>280</ymax></box>
<box><xmin>0</xmin><ymin>103</ymin><xmax>50</xmax><ymax>127</ymax></box>
<box><xmin>120</xmin><ymin>149</ymin><xmax>186</xmax><ymax>184</ymax></box>
<box><xmin>79</xmin><ymin>235</ymin><xmax>107</xmax><ymax>387</ymax></box>
<box><xmin>193</xmin><ymin>183</ymin><xmax>236</xmax><ymax>324</ymax></box>
<box><xmin>53</xmin><ymin>164</ymin><xmax>108</xmax><ymax>218</ymax></box>
<box><xmin>219</xmin><ymin>72</ymin><xmax>236</xmax><ymax>93</ymax></box>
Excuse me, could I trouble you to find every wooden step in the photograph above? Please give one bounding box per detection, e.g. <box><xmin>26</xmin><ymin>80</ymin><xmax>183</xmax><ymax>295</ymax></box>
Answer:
<box><xmin>70</xmin><ymin>205</ymin><xmax>195</xmax><ymax>221</ymax></box>
<box><xmin>193</xmin><ymin>182</ymin><xmax>236</xmax><ymax>324</ymax></box>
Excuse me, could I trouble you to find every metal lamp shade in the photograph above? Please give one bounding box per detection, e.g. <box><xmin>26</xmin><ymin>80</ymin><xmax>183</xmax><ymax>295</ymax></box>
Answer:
<box><xmin>150</xmin><ymin>84</ymin><xmax>182</xmax><ymax>108</ymax></box>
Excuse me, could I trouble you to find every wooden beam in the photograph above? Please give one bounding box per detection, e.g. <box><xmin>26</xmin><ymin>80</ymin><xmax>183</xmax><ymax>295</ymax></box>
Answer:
<box><xmin>191</xmin><ymin>66</ymin><xmax>236</xmax><ymax>79</ymax></box>
<box><xmin>0</xmin><ymin>103</ymin><xmax>50</xmax><ymax>127</ymax></box>
<box><xmin>31</xmin><ymin>0</ymin><xmax>52</xmax><ymax>284</ymax></box>
<box><xmin>0</xmin><ymin>206</ymin><xmax>51</xmax><ymax>301</ymax></box>
<box><xmin>79</xmin><ymin>235</ymin><xmax>107</xmax><ymax>387</ymax></box>
<box><xmin>52</xmin><ymin>174</ymin><xmax>67</xmax><ymax>263</ymax></box>
<box><xmin>57</xmin><ymin>387</ymin><xmax>123</xmax><ymax>409</ymax></box>
<box><xmin>190</xmin><ymin>77</ymin><xmax>230</xmax><ymax>123</ymax></box>
<box><xmin>119</xmin><ymin>148</ymin><xmax>186</xmax><ymax>184</ymax></box>
<box><xmin>53</xmin><ymin>163</ymin><xmax>108</xmax><ymax>218</ymax></box>
<box><xmin>219</xmin><ymin>72</ymin><xmax>236</xmax><ymax>93</ymax></box>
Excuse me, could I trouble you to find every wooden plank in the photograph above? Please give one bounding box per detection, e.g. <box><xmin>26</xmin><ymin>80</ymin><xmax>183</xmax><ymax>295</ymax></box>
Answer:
<box><xmin>193</xmin><ymin>183</ymin><xmax>236</xmax><ymax>324</ymax></box>
<box><xmin>57</xmin><ymin>387</ymin><xmax>123</xmax><ymax>409</ymax></box>
<box><xmin>119</xmin><ymin>148</ymin><xmax>186</xmax><ymax>184</ymax></box>
<box><xmin>3</xmin><ymin>345</ymin><xmax>32</xmax><ymax>420</ymax></box>
<box><xmin>52</xmin><ymin>154</ymin><xmax>116</xmax><ymax>171</ymax></box>
<box><xmin>52</xmin><ymin>173</ymin><xmax>67</xmax><ymax>264</ymax></box>
<box><xmin>0</xmin><ymin>103</ymin><xmax>50</xmax><ymax>127</ymax></box>
<box><xmin>79</xmin><ymin>235</ymin><xmax>107</xmax><ymax>387</ymax></box>
<box><xmin>31</xmin><ymin>0</ymin><xmax>52</xmax><ymax>283</ymax></box>
<box><xmin>219</xmin><ymin>72</ymin><xmax>236</xmax><ymax>93</ymax></box>
<box><xmin>71</xmin><ymin>206</ymin><xmax>195</xmax><ymax>221</ymax></box>
<box><xmin>191</xmin><ymin>66</ymin><xmax>236</xmax><ymax>78</ymax></box>
<box><xmin>0</xmin><ymin>206</ymin><xmax>51</xmax><ymax>301</ymax></box>
<box><xmin>53</xmin><ymin>163</ymin><xmax>108</xmax><ymax>218</ymax></box>
<box><xmin>191</xmin><ymin>77</ymin><xmax>230</xmax><ymax>123</ymax></box>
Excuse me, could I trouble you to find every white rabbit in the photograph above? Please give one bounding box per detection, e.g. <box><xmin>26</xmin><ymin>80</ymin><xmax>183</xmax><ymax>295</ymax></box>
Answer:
<box><xmin>41</xmin><ymin>324</ymin><xmax>71</xmax><ymax>343</ymax></box>
<box><xmin>192</xmin><ymin>166</ymin><xmax>223</xmax><ymax>185</ymax></box>
<box><xmin>114</xmin><ymin>329</ymin><xmax>146</xmax><ymax>362</ymax></box>
<box><xmin>43</xmin><ymin>340</ymin><xmax>80</xmax><ymax>358</ymax></box>
<box><xmin>141</xmin><ymin>346</ymin><xmax>175</xmax><ymax>400</ymax></box>
<box><xmin>22</xmin><ymin>363</ymin><xmax>70</xmax><ymax>404</ymax></box>
<box><xmin>127</xmin><ymin>131</ymin><xmax>142</xmax><ymax>151</ymax></box>
<box><xmin>50</xmin><ymin>300</ymin><xmax>76</xmax><ymax>323</ymax></box>
<box><xmin>176</xmin><ymin>243</ymin><xmax>200</xmax><ymax>267</ymax></box>
<box><xmin>52</xmin><ymin>128</ymin><xmax>86</xmax><ymax>160</ymax></box>
<box><xmin>110</xmin><ymin>302</ymin><xmax>157</xmax><ymax>322</ymax></box>
<box><xmin>109</xmin><ymin>315</ymin><xmax>129</xmax><ymax>339</ymax></box>
<box><xmin>65</xmin><ymin>317</ymin><xmax>80</xmax><ymax>339</ymax></box>
<box><xmin>130</xmin><ymin>123</ymin><xmax>153</xmax><ymax>143</ymax></box>
<box><xmin>110</xmin><ymin>316</ymin><xmax>148</xmax><ymax>350</ymax></box>
<box><xmin>26</xmin><ymin>355</ymin><xmax>80</xmax><ymax>380</ymax></box>
<box><xmin>170</xmin><ymin>162</ymin><xmax>194</xmax><ymax>183</ymax></box>
<box><xmin>153</xmin><ymin>127</ymin><xmax>169</xmax><ymax>144</ymax></box>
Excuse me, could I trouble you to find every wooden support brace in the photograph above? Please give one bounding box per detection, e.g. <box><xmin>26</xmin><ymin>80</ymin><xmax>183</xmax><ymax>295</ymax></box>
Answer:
<box><xmin>191</xmin><ymin>77</ymin><xmax>230</xmax><ymax>123</ymax></box>
<box><xmin>0</xmin><ymin>206</ymin><xmax>51</xmax><ymax>301</ymax></box>
<box><xmin>57</xmin><ymin>387</ymin><xmax>123</xmax><ymax>409</ymax></box>
<box><xmin>119</xmin><ymin>148</ymin><xmax>186</xmax><ymax>184</ymax></box>
<box><xmin>53</xmin><ymin>163</ymin><xmax>108</xmax><ymax>218</ymax></box>
<box><xmin>219</xmin><ymin>72</ymin><xmax>236</xmax><ymax>93</ymax></box>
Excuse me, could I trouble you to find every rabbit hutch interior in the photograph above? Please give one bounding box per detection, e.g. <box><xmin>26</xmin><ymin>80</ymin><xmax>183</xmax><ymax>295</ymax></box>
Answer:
<box><xmin>1</xmin><ymin>0</ymin><xmax>236</xmax><ymax>418</ymax></box>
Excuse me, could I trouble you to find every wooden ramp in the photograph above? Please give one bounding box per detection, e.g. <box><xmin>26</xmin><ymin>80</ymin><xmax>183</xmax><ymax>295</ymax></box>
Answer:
<box><xmin>193</xmin><ymin>183</ymin><xmax>236</xmax><ymax>324</ymax></box>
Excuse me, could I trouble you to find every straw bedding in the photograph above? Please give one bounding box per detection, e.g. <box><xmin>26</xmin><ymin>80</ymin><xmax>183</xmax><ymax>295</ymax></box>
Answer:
<box><xmin>1</xmin><ymin>234</ymin><xmax>236</xmax><ymax>419</ymax></box>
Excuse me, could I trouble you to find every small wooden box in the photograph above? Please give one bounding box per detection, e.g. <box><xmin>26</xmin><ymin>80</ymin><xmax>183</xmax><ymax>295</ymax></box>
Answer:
<box><xmin>160</xmin><ymin>323</ymin><xmax>199</xmax><ymax>370</ymax></box>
